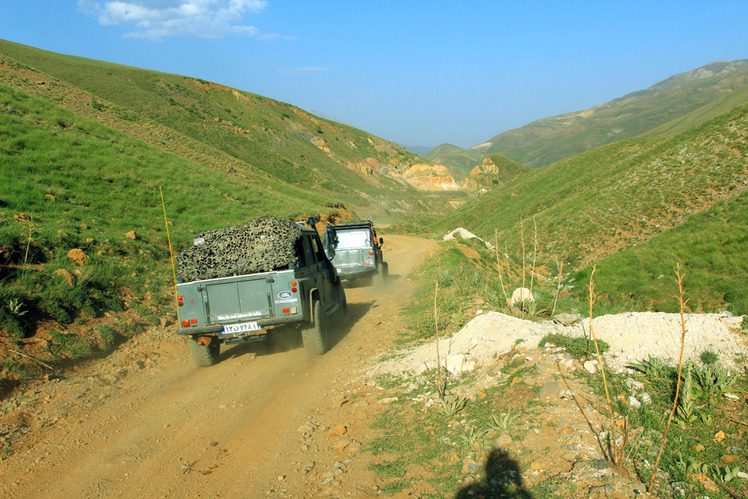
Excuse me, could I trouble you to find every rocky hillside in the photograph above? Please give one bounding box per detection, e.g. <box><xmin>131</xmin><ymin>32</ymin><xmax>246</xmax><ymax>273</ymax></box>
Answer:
<box><xmin>424</xmin><ymin>143</ymin><xmax>486</xmax><ymax>180</ymax></box>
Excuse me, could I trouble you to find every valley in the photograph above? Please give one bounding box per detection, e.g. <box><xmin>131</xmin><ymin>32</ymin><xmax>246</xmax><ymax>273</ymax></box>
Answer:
<box><xmin>1</xmin><ymin>39</ymin><xmax>747</xmax><ymax>497</ymax></box>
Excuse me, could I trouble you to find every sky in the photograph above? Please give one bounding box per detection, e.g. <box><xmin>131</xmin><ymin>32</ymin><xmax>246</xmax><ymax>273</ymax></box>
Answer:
<box><xmin>1</xmin><ymin>1</ymin><xmax>747</xmax><ymax>150</ymax></box>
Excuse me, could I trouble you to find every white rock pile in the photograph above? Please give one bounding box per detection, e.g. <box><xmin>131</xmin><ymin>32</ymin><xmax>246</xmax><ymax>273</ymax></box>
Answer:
<box><xmin>370</xmin><ymin>311</ymin><xmax>746</xmax><ymax>377</ymax></box>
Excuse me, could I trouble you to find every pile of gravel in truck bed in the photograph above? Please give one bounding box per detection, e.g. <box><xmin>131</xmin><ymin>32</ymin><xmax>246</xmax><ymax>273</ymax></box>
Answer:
<box><xmin>177</xmin><ymin>216</ymin><xmax>304</xmax><ymax>282</ymax></box>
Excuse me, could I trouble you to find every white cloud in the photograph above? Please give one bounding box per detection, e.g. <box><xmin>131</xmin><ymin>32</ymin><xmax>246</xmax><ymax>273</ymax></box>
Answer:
<box><xmin>79</xmin><ymin>0</ymin><xmax>284</xmax><ymax>41</ymax></box>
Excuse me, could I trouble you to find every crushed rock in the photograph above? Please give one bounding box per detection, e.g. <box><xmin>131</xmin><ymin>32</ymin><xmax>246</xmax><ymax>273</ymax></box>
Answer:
<box><xmin>369</xmin><ymin>311</ymin><xmax>747</xmax><ymax>377</ymax></box>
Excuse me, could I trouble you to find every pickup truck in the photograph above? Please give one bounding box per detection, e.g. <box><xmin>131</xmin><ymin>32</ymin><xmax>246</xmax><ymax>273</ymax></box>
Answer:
<box><xmin>174</xmin><ymin>218</ymin><xmax>347</xmax><ymax>367</ymax></box>
<box><xmin>323</xmin><ymin>220</ymin><xmax>388</xmax><ymax>283</ymax></box>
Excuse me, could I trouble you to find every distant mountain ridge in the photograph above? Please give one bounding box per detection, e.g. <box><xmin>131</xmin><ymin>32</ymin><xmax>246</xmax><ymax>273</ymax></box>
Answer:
<box><xmin>436</xmin><ymin>59</ymin><xmax>748</xmax><ymax>171</ymax></box>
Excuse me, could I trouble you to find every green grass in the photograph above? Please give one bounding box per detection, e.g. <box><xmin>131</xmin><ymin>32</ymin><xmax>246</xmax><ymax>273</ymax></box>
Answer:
<box><xmin>572</xmin><ymin>191</ymin><xmax>748</xmax><ymax>317</ymax></box>
<box><xmin>538</xmin><ymin>333</ymin><xmax>610</xmax><ymax>359</ymax></box>
<box><xmin>435</xmin><ymin>104</ymin><xmax>748</xmax><ymax>317</ymax></box>
<box><xmin>581</xmin><ymin>356</ymin><xmax>748</xmax><ymax>498</ymax></box>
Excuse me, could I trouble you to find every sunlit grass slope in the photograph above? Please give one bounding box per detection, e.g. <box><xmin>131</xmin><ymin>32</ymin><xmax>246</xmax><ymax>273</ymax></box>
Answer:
<box><xmin>437</xmin><ymin>104</ymin><xmax>748</xmax><ymax>315</ymax></box>
<box><xmin>0</xmin><ymin>39</ymin><xmax>446</xmax><ymax>220</ymax></box>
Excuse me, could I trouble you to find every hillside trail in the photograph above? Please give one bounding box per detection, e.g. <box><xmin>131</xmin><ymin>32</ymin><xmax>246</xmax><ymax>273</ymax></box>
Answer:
<box><xmin>0</xmin><ymin>235</ymin><xmax>437</xmax><ymax>498</ymax></box>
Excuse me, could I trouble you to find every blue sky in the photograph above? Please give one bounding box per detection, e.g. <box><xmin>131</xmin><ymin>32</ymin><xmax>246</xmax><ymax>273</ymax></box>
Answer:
<box><xmin>1</xmin><ymin>1</ymin><xmax>747</xmax><ymax>149</ymax></box>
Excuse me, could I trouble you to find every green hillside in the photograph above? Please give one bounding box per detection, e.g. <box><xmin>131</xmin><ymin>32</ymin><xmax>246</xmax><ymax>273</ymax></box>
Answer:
<box><xmin>487</xmin><ymin>153</ymin><xmax>529</xmax><ymax>182</ymax></box>
<box><xmin>575</xmin><ymin>190</ymin><xmax>748</xmax><ymax>316</ymax></box>
<box><xmin>424</xmin><ymin>143</ymin><xmax>485</xmax><ymax>179</ymax></box>
<box><xmin>437</xmin><ymin>104</ymin><xmax>748</xmax><ymax>315</ymax></box>
<box><xmin>0</xmin><ymin>39</ymin><xmax>450</xmax><ymax>222</ymax></box>
<box><xmin>478</xmin><ymin>60</ymin><xmax>748</xmax><ymax>168</ymax></box>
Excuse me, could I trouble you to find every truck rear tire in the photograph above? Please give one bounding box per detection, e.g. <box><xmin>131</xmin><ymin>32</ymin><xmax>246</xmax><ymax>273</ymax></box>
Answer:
<box><xmin>189</xmin><ymin>336</ymin><xmax>220</xmax><ymax>367</ymax></box>
<box><xmin>376</xmin><ymin>261</ymin><xmax>389</xmax><ymax>284</ymax></box>
<box><xmin>302</xmin><ymin>299</ymin><xmax>329</xmax><ymax>355</ymax></box>
<box><xmin>336</xmin><ymin>283</ymin><xmax>348</xmax><ymax>320</ymax></box>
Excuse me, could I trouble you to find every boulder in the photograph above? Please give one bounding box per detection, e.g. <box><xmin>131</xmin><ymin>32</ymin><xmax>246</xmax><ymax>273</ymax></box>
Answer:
<box><xmin>510</xmin><ymin>287</ymin><xmax>535</xmax><ymax>307</ymax></box>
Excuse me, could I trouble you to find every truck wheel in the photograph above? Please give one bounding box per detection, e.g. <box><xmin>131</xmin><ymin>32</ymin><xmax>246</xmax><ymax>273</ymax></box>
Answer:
<box><xmin>302</xmin><ymin>299</ymin><xmax>329</xmax><ymax>355</ymax></box>
<box><xmin>376</xmin><ymin>261</ymin><xmax>389</xmax><ymax>284</ymax></box>
<box><xmin>335</xmin><ymin>284</ymin><xmax>348</xmax><ymax>322</ymax></box>
<box><xmin>189</xmin><ymin>336</ymin><xmax>220</xmax><ymax>367</ymax></box>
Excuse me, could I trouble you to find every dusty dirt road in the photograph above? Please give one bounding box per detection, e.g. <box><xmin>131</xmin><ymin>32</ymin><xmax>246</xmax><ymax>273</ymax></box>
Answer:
<box><xmin>0</xmin><ymin>235</ymin><xmax>436</xmax><ymax>498</ymax></box>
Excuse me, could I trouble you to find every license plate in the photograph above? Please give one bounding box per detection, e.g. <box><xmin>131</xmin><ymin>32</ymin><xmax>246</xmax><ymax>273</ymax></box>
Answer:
<box><xmin>222</xmin><ymin>322</ymin><xmax>261</xmax><ymax>334</ymax></box>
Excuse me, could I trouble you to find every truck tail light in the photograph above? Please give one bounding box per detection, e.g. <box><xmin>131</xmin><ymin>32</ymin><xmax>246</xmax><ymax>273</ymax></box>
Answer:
<box><xmin>369</xmin><ymin>251</ymin><xmax>374</xmax><ymax>255</ymax></box>
<box><xmin>182</xmin><ymin>320</ymin><xmax>190</xmax><ymax>327</ymax></box>
<box><xmin>282</xmin><ymin>308</ymin><xmax>290</xmax><ymax>313</ymax></box>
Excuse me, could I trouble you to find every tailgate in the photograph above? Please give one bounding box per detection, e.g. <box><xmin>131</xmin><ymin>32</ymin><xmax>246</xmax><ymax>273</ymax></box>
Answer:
<box><xmin>206</xmin><ymin>275</ymin><xmax>272</xmax><ymax>322</ymax></box>
<box><xmin>334</xmin><ymin>248</ymin><xmax>370</xmax><ymax>268</ymax></box>
<box><xmin>175</xmin><ymin>270</ymin><xmax>301</xmax><ymax>334</ymax></box>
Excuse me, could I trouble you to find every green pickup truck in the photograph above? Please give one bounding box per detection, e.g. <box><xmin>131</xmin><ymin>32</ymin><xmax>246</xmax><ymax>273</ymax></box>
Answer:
<box><xmin>323</xmin><ymin>220</ymin><xmax>388</xmax><ymax>283</ymax></box>
<box><xmin>175</xmin><ymin>218</ymin><xmax>347</xmax><ymax>366</ymax></box>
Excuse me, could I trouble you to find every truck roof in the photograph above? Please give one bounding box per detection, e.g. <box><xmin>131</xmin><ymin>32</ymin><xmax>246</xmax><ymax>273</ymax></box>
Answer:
<box><xmin>327</xmin><ymin>220</ymin><xmax>374</xmax><ymax>230</ymax></box>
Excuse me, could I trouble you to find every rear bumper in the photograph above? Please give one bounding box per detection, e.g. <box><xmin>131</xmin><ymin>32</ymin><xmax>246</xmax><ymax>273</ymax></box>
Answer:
<box><xmin>175</xmin><ymin>314</ymin><xmax>304</xmax><ymax>336</ymax></box>
<box><xmin>336</xmin><ymin>266</ymin><xmax>377</xmax><ymax>279</ymax></box>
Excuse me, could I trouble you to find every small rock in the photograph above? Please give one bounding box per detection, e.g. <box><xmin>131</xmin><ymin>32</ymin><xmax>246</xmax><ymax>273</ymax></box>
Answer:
<box><xmin>462</xmin><ymin>459</ymin><xmax>482</xmax><ymax>474</ymax></box>
<box><xmin>583</xmin><ymin>360</ymin><xmax>597</xmax><ymax>374</ymax></box>
<box><xmin>554</xmin><ymin>313</ymin><xmax>582</xmax><ymax>326</ymax></box>
<box><xmin>346</xmin><ymin>441</ymin><xmax>362</xmax><ymax>456</ymax></box>
<box><xmin>67</xmin><ymin>248</ymin><xmax>89</xmax><ymax>266</ymax></box>
<box><xmin>495</xmin><ymin>434</ymin><xmax>512</xmax><ymax>448</ymax></box>
<box><xmin>539</xmin><ymin>381</ymin><xmax>560</xmax><ymax>399</ymax></box>
<box><xmin>53</xmin><ymin>269</ymin><xmax>75</xmax><ymax>287</ymax></box>
<box><xmin>328</xmin><ymin>425</ymin><xmax>347</xmax><ymax>437</ymax></box>
<box><xmin>628</xmin><ymin>396</ymin><xmax>641</xmax><ymax>409</ymax></box>
<box><xmin>687</xmin><ymin>472</ymin><xmax>719</xmax><ymax>492</ymax></box>
<box><xmin>510</xmin><ymin>287</ymin><xmax>535</xmax><ymax>306</ymax></box>
<box><xmin>332</xmin><ymin>440</ymin><xmax>349</xmax><ymax>453</ymax></box>
<box><xmin>560</xmin><ymin>358</ymin><xmax>575</xmax><ymax>371</ymax></box>
<box><xmin>323</xmin><ymin>461</ymin><xmax>345</xmax><ymax>477</ymax></box>
<box><xmin>625</xmin><ymin>378</ymin><xmax>644</xmax><ymax>391</ymax></box>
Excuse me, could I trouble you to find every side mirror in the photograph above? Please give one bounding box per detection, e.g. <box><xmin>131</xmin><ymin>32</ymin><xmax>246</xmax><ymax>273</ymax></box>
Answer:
<box><xmin>379</xmin><ymin>237</ymin><xmax>384</xmax><ymax>246</ymax></box>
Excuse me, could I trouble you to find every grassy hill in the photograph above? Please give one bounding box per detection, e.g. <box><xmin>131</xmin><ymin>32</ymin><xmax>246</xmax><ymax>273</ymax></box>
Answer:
<box><xmin>436</xmin><ymin>104</ymin><xmax>748</xmax><ymax>316</ymax></box>
<box><xmin>0</xmin><ymin>39</ymin><xmax>452</xmax><ymax>222</ymax></box>
<box><xmin>424</xmin><ymin>143</ymin><xmax>485</xmax><ymax>179</ymax></box>
<box><xmin>477</xmin><ymin>60</ymin><xmax>748</xmax><ymax>168</ymax></box>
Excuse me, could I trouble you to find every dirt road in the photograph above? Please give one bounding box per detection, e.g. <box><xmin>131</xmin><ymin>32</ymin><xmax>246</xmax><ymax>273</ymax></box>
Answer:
<box><xmin>0</xmin><ymin>235</ymin><xmax>436</xmax><ymax>498</ymax></box>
